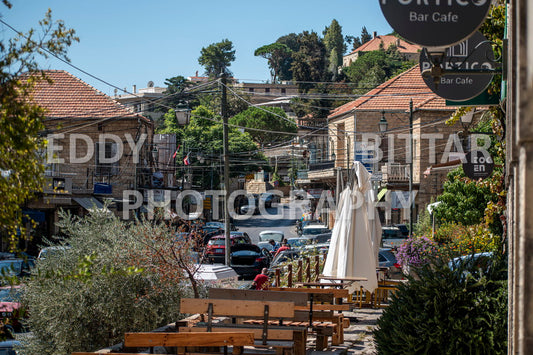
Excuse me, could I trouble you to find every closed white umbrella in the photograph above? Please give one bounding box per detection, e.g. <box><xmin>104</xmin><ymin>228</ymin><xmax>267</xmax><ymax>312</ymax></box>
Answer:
<box><xmin>323</xmin><ymin>162</ymin><xmax>379</xmax><ymax>293</ymax></box>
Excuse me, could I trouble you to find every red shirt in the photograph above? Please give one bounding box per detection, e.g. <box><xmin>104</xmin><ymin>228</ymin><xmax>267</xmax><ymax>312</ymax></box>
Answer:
<box><xmin>253</xmin><ymin>273</ymin><xmax>269</xmax><ymax>290</ymax></box>
<box><xmin>274</xmin><ymin>246</ymin><xmax>290</xmax><ymax>257</ymax></box>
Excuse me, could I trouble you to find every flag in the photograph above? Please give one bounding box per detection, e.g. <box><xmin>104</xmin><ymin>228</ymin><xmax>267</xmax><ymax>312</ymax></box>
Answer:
<box><xmin>172</xmin><ymin>145</ymin><xmax>181</xmax><ymax>159</ymax></box>
<box><xmin>183</xmin><ymin>154</ymin><xmax>190</xmax><ymax>166</ymax></box>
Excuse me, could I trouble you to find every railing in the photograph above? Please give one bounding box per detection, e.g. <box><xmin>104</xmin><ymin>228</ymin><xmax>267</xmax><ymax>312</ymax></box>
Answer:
<box><xmin>382</xmin><ymin>163</ymin><xmax>410</xmax><ymax>182</ymax></box>
<box><xmin>309</xmin><ymin>160</ymin><xmax>335</xmax><ymax>171</ymax></box>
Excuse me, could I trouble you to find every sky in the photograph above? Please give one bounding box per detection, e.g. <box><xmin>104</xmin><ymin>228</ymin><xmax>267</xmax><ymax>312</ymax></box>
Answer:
<box><xmin>1</xmin><ymin>1</ymin><xmax>393</xmax><ymax>96</ymax></box>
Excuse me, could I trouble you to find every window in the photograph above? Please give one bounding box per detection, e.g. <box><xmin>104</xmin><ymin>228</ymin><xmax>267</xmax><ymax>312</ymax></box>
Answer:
<box><xmin>249</xmin><ymin>88</ymin><xmax>254</xmax><ymax>93</ymax></box>
<box><xmin>265</xmin><ymin>88</ymin><xmax>270</xmax><ymax>93</ymax></box>
<box><xmin>281</xmin><ymin>88</ymin><xmax>286</xmax><ymax>94</ymax></box>
<box><xmin>95</xmin><ymin>142</ymin><xmax>119</xmax><ymax>176</ymax></box>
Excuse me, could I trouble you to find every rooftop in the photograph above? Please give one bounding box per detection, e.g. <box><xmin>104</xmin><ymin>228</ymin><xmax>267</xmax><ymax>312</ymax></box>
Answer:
<box><xmin>24</xmin><ymin>70</ymin><xmax>147</xmax><ymax>121</ymax></box>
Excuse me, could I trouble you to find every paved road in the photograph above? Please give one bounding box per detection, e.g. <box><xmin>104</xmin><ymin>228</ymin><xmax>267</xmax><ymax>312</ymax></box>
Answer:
<box><xmin>233</xmin><ymin>199</ymin><xmax>308</xmax><ymax>244</ymax></box>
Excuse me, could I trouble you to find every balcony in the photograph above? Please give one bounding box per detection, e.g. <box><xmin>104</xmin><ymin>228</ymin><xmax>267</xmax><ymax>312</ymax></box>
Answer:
<box><xmin>309</xmin><ymin>160</ymin><xmax>335</xmax><ymax>171</ymax></box>
<box><xmin>382</xmin><ymin>163</ymin><xmax>410</xmax><ymax>183</ymax></box>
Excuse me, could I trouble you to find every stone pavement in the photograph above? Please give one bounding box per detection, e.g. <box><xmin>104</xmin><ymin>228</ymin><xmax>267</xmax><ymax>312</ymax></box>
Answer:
<box><xmin>308</xmin><ymin>307</ymin><xmax>384</xmax><ymax>355</ymax></box>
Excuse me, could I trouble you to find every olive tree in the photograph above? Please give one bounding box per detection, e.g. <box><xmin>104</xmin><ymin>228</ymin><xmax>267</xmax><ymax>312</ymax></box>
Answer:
<box><xmin>20</xmin><ymin>210</ymin><xmax>202</xmax><ymax>354</ymax></box>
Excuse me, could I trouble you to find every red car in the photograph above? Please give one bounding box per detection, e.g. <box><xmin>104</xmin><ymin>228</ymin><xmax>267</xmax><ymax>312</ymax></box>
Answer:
<box><xmin>204</xmin><ymin>232</ymin><xmax>251</xmax><ymax>264</ymax></box>
<box><xmin>0</xmin><ymin>286</ymin><xmax>26</xmax><ymax>333</ymax></box>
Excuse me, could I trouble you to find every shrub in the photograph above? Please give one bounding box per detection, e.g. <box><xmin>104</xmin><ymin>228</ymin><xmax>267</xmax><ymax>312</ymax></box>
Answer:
<box><xmin>396</xmin><ymin>236</ymin><xmax>439</xmax><ymax>269</ymax></box>
<box><xmin>19</xmin><ymin>210</ymin><xmax>193</xmax><ymax>354</ymax></box>
<box><xmin>373</xmin><ymin>254</ymin><xmax>508</xmax><ymax>354</ymax></box>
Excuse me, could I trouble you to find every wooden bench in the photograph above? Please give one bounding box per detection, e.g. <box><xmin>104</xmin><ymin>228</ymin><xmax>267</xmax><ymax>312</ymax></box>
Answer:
<box><xmin>179</xmin><ymin>298</ymin><xmax>306</xmax><ymax>355</ymax></box>
<box><xmin>269</xmin><ymin>287</ymin><xmax>350</xmax><ymax>349</ymax></box>
<box><xmin>72</xmin><ymin>332</ymin><xmax>254</xmax><ymax>355</ymax></box>
<box><xmin>208</xmin><ymin>288</ymin><xmax>345</xmax><ymax>350</ymax></box>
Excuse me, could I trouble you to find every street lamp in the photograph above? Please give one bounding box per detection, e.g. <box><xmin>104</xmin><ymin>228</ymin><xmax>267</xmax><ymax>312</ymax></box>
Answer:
<box><xmin>379</xmin><ymin>111</ymin><xmax>388</xmax><ymax>133</ymax></box>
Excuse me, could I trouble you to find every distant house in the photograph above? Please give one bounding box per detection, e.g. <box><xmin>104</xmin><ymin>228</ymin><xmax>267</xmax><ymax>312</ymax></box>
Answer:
<box><xmin>113</xmin><ymin>81</ymin><xmax>166</xmax><ymax>122</ymax></box>
<box><xmin>343</xmin><ymin>32</ymin><xmax>421</xmax><ymax>67</ymax></box>
<box><xmin>23</xmin><ymin>70</ymin><xmax>154</xmax><ymax>240</ymax></box>
<box><xmin>307</xmin><ymin>65</ymin><xmax>472</xmax><ymax>226</ymax></box>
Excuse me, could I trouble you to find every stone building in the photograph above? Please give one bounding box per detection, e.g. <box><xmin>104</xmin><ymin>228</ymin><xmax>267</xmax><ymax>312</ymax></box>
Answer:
<box><xmin>23</xmin><ymin>70</ymin><xmax>153</xmax><ymax>239</ymax></box>
<box><xmin>309</xmin><ymin>65</ymin><xmax>474</xmax><ymax>226</ymax></box>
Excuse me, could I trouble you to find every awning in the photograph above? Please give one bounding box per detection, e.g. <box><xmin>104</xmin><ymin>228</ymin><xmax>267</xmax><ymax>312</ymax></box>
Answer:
<box><xmin>73</xmin><ymin>197</ymin><xmax>106</xmax><ymax>212</ymax></box>
<box><xmin>377</xmin><ymin>188</ymin><xmax>388</xmax><ymax>202</ymax></box>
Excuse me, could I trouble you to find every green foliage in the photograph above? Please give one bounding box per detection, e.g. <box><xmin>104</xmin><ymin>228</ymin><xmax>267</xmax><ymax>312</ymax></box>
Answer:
<box><xmin>343</xmin><ymin>49</ymin><xmax>414</xmax><ymax>91</ymax></box>
<box><xmin>158</xmin><ymin>105</ymin><xmax>266</xmax><ymax>188</ymax></box>
<box><xmin>323</xmin><ymin>19</ymin><xmax>345</xmax><ymax>78</ymax></box>
<box><xmin>0</xmin><ymin>6</ymin><xmax>78</xmax><ymax>244</ymax></box>
<box><xmin>434</xmin><ymin>168</ymin><xmax>503</xmax><ymax>235</ymax></box>
<box><xmin>229</xmin><ymin>107</ymin><xmax>297</xmax><ymax>146</ymax></box>
<box><xmin>198</xmin><ymin>39</ymin><xmax>235</xmax><ymax>77</ymax></box>
<box><xmin>254</xmin><ymin>42</ymin><xmax>292</xmax><ymax>83</ymax></box>
<box><xmin>290</xmin><ymin>31</ymin><xmax>327</xmax><ymax>92</ymax></box>
<box><xmin>20</xmin><ymin>210</ymin><xmax>191</xmax><ymax>354</ymax></box>
<box><xmin>374</xmin><ymin>256</ymin><xmax>508</xmax><ymax>354</ymax></box>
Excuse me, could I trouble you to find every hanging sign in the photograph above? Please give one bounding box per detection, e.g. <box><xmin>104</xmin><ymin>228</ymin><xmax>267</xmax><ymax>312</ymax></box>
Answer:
<box><xmin>379</xmin><ymin>0</ymin><xmax>492</xmax><ymax>47</ymax></box>
<box><xmin>420</xmin><ymin>31</ymin><xmax>495</xmax><ymax>101</ymax></box>
<box><xmin>462</xmin><ymin>150</ymin><xmax>494</xmax><ymax>180</ymax></box>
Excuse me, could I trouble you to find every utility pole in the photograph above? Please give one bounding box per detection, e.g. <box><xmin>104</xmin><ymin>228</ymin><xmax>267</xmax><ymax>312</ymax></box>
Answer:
<box><xmin>221</xmin><ymin>74</ymin><xmax>231</xmax><ymax>266</ymax></box>
<box><xmin>409</xmin><ymin>99</ymin><xmax>414</xmax><ymax>236</ymax></box>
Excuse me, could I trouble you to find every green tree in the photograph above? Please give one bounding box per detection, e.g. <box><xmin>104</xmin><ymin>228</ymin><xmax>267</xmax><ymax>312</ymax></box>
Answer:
<box><xmin>276</xmin><ymin>33</ymin><xmax>300</xmax><ymax>81</ymax></box>
<box><xmin>159</xmin><ymin>105</ymin><xmax>266</xmax><ymax>188</ymax></box>
<box><xmin>254</xmin><ymin>42</ymin><xmax>292</xmax><ymax>83</ymax></box>
<box><xmin>360</xmin><ymin>26</ymin><xmax>372</xmax><ymax>44</ymax></box>
<box><xmin>323</xmin><ymin>19</ymin><xmax>345</xmax><ymax>79</ymax></box>
<box><xmin>0</xmin><ymin>4</ymin><xmax>78</xmax><ymax>245</ymax></box>
<box><xmin>290</xmin><ymin>31</ymin><xmax>327</xmax><ymax>91</ymax></box>
<box><xmin>229</xmin><ymin>107</ymin><xmax>297</xmax><ymax>147</ymax></box>
<box><xmin>198</xmin><ymin>39</ymin><xmax>235</xmax><ymax>77</ymax></box>
<box><xmin>21</xmin><ymin>210</ymin><xmax>192</xmax><ymax>354</ymax></box>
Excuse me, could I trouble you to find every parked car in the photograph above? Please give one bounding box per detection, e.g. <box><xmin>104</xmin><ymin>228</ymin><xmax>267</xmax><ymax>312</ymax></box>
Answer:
<box><xmin>378</xmin><ymin>248</ymin><xmax>403</xmax><ymax>279</ymax></box>
<box><xmin>259</xmin><ymin>192</ymin><xmax>280</xmax><ymax>208</ymax></box>
<box><xmin>258</xmin><ymin>230</ymin><xmax>284</xmax><ymax>243</ymax></box>
<box><xmin>381</xmin><ymin>226</ymin><xmax>409</xmax><ymax>249</ymax></box>
<box><xmin>448</xmin><ymin>252</ymin><xmax>494</xmax><ymax>279</ymax></box>
<box><xmin>257</xmin><ymin>241</ymin><xmax>275</xmax><ymax>253</ymax></box>
<box><xmin>0</xmin><ymin>259</ymin><xmax>34</xmax><ymax>280</ymax></box>
<box><xmin>230</xmin><ymin>244</ymin><xmax>272</xmax><ymax>280</ymax></box>
<box><xmin>0</xmin><ymin>339</ymin><xmax>20</xmax><ymax>355</ymax></box>
<box><xmin>0</xmin><ymin>286</ymin><xmax>26</xmax><ymax>333</ymax></box>
<box><xmin>269</xmin><ymin>250</ymin><xmax>302</xmax><ymax>272</ymax></box>
<box><xmin>286</xmin><ymin>237</ymin><xmax>312</xmax><ymax>250</ymax></box>
<box><xmin>37</xmin><ymin>245</ymin><xmax>70</xmax><ymax>260</ymax></box>
<box><xmin>300</xmin><ymin>224</ymin><xmax>330</xmax><ymax>239</ymax></box>
<box><xmin>204</xmin><ymin>232</ymin><xmax>252</xmax><ymax>264</ymax></box>
<box><xmin>305</xmin><ymin>232</ymin><xmax>332</xmax><ymax>244</ymax></box>
<box><xmin>239</xmin><ymin>203</ymin><xmax>259</xmax><ymax>215</ymax></box>
<box><xmin>204</xmin><ymin>221</ymin><xmax>238</xmax><ymax>231</ymax></box>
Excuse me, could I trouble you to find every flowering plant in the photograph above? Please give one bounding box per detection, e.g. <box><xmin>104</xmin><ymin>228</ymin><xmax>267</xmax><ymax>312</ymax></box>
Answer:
<box><xmin>396</xmin><ymin>236</ymin><xmax>439</xmax><ymax>268</ymax></box>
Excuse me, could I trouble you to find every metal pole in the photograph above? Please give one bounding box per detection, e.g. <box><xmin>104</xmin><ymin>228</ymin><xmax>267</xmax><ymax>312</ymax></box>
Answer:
<box><xmin>221</xmin><ymin>74</ymin><xmax>231</xmax><ymax>266</ymax></box>
<box><xmin>409</xmin><ymin>99</ymin><xmax>414</xmax><ymax>236</ymax></box>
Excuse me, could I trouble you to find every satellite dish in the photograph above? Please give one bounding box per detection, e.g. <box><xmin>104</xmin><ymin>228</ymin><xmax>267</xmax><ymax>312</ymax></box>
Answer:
<box><xmin>147</xmin><ymin>80</ymin><xmax>154</xmax><ymax>87</ymax></box>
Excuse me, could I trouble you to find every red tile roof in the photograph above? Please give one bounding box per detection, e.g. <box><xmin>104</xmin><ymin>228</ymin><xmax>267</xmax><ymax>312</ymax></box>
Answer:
<box><xmin>328</xmin><ymin>65</ymin><xmax>453</xmax><ymax>119</ymax></box>
<box><xmin>24</xmin><ymin>70</ymin><xmax>148</xmax><ymax>121</ymax></box>
<box><xmin>348</xmin><ymin>35</ymin><xmax>421</xmax><ymax>55</ymax></box>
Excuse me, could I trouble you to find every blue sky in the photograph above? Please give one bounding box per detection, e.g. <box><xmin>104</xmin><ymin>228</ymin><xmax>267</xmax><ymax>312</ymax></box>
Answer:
<box><xmin>2</xmin><ymin>1</ymin><xmax>393</xmax><ymax>96</ymax></box>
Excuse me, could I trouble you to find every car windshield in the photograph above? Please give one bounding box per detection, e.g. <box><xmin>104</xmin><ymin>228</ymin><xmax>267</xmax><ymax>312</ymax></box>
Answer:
<box><xmin>287</xmin><ymin>239</ymin><xmax>310</xmax><ymax>248</ymax></box>
<box><xmin>207</xmin><ymin>239</ymin><xmax>225</xmax><ymax>246</ymax></box>
<box><xmin>303</xmin><ymin>227</ymin><xmax>329</xmax><ymax>236</ymax></box>
<box><xmin>259</xmin><ymin>232</ymin><xmax>284</xmax><ymax>242</ymax></box>
<box><xmin>0</xmin><ymin>261</ymin><xmax>22</xmax><ymax>276</ymax></box>
<box><xmin>0</xmin><ymin>288</ymin><xmax>20</xmax><ymax>302</ymax></box>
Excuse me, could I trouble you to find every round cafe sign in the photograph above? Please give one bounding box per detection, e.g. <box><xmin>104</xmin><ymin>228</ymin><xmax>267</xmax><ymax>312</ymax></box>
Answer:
<box><xmin>379</xmin><ymin>0</ymin><xmax>492</xmax><ymax>47</ymax></box>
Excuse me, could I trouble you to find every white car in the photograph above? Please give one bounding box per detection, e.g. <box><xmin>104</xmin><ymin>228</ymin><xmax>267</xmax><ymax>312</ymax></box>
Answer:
<box><xmin>300</xmin><ymin>224</ymin><xmax>330</xmax><ymax>239</ymax></box>
<box><xmin>258</xmin><ymin>230</ymin><xmax>285</xmax><ymax>242</ymax></box>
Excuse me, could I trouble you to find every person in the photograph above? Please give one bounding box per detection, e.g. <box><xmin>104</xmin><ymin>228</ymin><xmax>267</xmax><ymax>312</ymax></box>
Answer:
<box><xmin>274</xmin><ymin>242</ymin><xmax>290</xmax><ymax>257</ymax></box>
<box><xmin>251</xmin><ymin>268</ymin><xmax>269</xmax><ymax>290</ymax></box>
<box><xmin>268</xmin><ymin>239</ymin><xmax>280</xmax><ymax>253</ymax></box>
